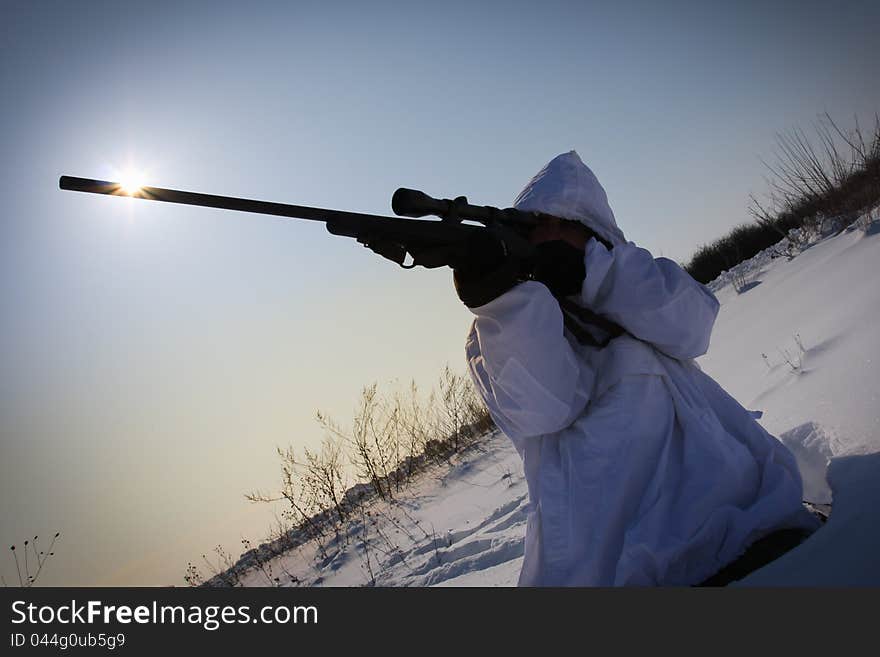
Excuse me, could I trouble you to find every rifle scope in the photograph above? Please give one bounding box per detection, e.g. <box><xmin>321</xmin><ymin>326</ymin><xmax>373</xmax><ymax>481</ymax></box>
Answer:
<box><xmin>392</xmin><ymin>188</ymin><xmax>541</xmax><ymax>228</ymax></box>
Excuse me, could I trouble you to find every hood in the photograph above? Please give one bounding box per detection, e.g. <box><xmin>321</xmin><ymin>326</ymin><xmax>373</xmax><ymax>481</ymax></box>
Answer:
<box><xmin>513</xmin><ymin>150</ymin><xmax>626</xmax><ymax>246</ymax></box>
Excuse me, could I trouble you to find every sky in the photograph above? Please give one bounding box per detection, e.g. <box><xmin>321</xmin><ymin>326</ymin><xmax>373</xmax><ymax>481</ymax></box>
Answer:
<box><xmin>2</xmin><ymin>0</ymin><xmax>879</xmax><ymax>586</ymax></box>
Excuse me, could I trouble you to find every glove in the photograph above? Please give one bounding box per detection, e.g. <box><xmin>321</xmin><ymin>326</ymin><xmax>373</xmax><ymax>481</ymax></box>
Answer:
<box><xmin>530</xmin><ymin>240</ymin><xmax>586</xmax><ymax>298</ymax></box>
<box><xmin>453</xmin><ymin>230</ymin><xmax>524</xmax><ymax>308</ymax></box>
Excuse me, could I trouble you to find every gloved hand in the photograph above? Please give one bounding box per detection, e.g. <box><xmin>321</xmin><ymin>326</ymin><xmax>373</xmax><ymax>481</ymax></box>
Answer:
<box><xmin>530</xmin><ymin>240</ymin><xmax>586</xmax><ymax>298</ymax></box>
<box><xmin>453</xmin><ymin>230</ymin><xmax>524</xmax><ymax>308</ymax></box>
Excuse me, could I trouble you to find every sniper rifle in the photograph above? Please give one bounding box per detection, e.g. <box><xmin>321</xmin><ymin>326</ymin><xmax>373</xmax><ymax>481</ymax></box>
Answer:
<box><xmin>58</xmin><ymin>175</ymin><xmax>621</xmax><ymax>345</ymax></box>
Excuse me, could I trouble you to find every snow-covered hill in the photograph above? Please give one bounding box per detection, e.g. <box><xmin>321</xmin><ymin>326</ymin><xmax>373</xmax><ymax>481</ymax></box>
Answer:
<box><xmin>230</xmin><ymin>216</ymin><xmax>880</xmax><ymax>587</ymax></box>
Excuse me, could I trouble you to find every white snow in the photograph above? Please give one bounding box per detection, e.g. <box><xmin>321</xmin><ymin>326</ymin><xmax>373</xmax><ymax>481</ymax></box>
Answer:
<box><xmin>228</xmin><ymin>216</ymin><xmax>880</xmax><ymax>587</ymax></box>
<box><xmin>232</xmin><ymin>431</ymin><xmax>529</xmax><ymax>587</ymax></box>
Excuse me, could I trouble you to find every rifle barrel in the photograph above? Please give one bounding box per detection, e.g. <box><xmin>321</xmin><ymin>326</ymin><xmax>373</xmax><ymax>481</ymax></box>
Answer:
<box><xmin>58</xmin><ymin>175</ymin><xmax>397</xmax><ymax>225</ymax></box>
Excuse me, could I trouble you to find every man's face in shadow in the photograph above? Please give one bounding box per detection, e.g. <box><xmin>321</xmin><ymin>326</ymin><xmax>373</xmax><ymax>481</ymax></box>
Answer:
<box><xmin>528</xmin><ymin>216</ymin><xmax>592</xmax><ymax>251</ymax></box>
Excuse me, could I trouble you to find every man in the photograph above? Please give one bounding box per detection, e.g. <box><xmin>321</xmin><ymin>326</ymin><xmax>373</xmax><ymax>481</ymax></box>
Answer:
<box><xmin>453</xmin><ymin>150</ymin><xmax>819</xmax><ymax>586</ymax></box>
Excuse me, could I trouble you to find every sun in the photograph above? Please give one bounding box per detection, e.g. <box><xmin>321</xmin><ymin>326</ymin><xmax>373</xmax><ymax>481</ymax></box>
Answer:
<box><xmin>117</xmin><ymin>168</ymin><xmax>147</xmax><ymax>195</ymax></box>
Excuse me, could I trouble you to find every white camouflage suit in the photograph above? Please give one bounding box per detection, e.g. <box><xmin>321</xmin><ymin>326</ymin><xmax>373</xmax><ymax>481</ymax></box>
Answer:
<box><xmin>464</xmin><ymin>151</ymin><xmax>819</xmax><ymax>586</ymax></box>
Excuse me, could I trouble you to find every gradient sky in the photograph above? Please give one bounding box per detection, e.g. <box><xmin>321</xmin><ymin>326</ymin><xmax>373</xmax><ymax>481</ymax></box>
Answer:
<box><xmin>2</xmin><ymin>0</ymin><xmax>879</xmax><ymax>586</ymax></box>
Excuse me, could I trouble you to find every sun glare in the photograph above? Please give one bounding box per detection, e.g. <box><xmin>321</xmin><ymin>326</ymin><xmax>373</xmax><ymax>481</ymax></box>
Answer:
<box><xmin>118</xmin><ymin>169</ymin><xmax>147</xmax><ymax>195</ymax></box>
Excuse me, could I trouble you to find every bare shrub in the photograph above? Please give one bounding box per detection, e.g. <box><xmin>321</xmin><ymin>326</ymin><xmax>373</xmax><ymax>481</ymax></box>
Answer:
<box><xmin>687</xmin><ymin>112</ymin><xmax>880</xmax><ymax>284</ymax></box>
<box><xmin>778</xmin><ymin>347</ymin><xmax>802</xmax><ymax>373</ymax></box>
<box><xmin>391</xmin><ymin>380</ymin><xmax>431</xmax><ymax>486</ymax></box>
<box><xmin>5</xmin><ymin>532</ymin><xmax>61</xmax><ymax>587</ymax></box>
<box><xmin>778</xmin><ymin>333</ymin><xmax>807</xmax><ymax>374</ymax></box>
<box><xmin>317</xmin><ymin>384</ymin><xmax>399</xmax><ymax>502</ymax></box>
<box><xmin>730</xmin><ymin>265</ymin><xmax>757</xmax><ymax>294</ymax></box>
<box><xmin>246</xmin><ymin>434</ymin><xmax>351</xmax><ymax>552</ymax></box>
<box><xmin>185</xmin><ymin>544</ymin><xmax>242</xmax><ymax>587</ymax></box>
<box><xmin>433</xmin><ymin>365</ymin><xmax>494</xmax><ymax>455</ymax></box>
<box><xmin>199</xmin><ymin>364</ymin><xmax>495</xmax><ymax>586</ymax></box>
